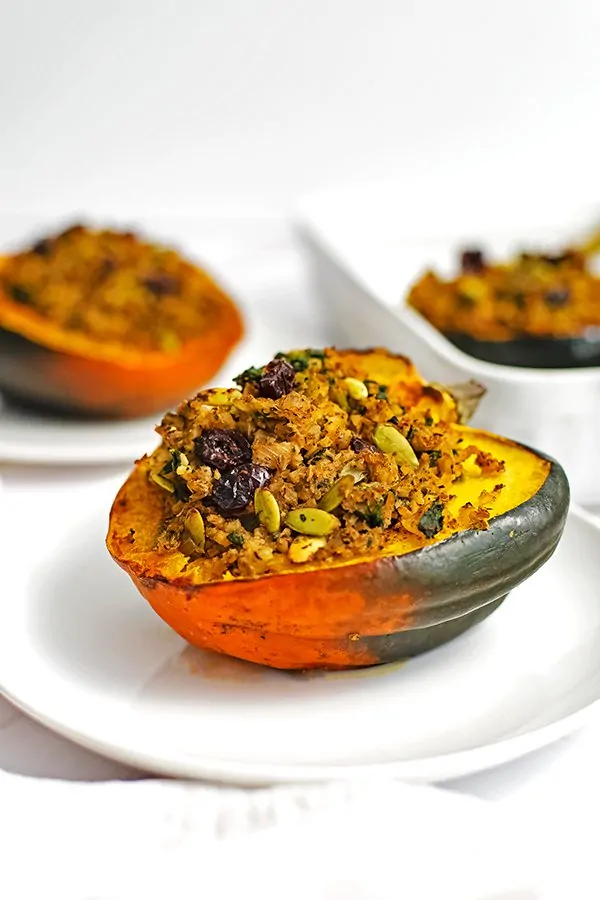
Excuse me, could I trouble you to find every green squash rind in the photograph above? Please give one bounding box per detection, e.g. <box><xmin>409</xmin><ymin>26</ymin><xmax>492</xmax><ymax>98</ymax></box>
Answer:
<box><xmin>359</xmin><ymin>450</ymin><xmax>569</xmax><ymax>661</ymax></box>
<box><xmin>445</xmin><ymin>331</ymin><xmax>600</xmax><ymax>369</ymax></box>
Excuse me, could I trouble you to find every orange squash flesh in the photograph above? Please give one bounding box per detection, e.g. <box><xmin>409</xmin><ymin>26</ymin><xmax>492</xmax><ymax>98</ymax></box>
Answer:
<box><xmin>0</xmin><ymin>259</ymin><xmax>244</xmax><ymax>418</ymax></box>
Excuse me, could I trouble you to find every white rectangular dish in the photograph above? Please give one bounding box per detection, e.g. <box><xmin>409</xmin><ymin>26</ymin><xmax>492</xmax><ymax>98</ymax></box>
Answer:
<box><xmin>298</xmin><ymin>184</ymin><xmax>600</xmax><ymax>504</ymax></box>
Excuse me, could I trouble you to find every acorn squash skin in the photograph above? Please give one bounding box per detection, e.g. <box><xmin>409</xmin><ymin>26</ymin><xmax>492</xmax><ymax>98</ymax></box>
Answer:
<box><xmin>107</xmin><ymin>438</ymin><xmax>569</xmax><ymax>670</ymax></box>
<box><xmin>0</xmin><ymin>267</ymin><xmax>244</xmax><ymax>419</ymax></box>
<box><xmin>445</xmin><ymin>331</ymin><xmax>600</xmax><ymax>369</ymax></box>
<box><xmin>0</xmin><ymin>321</ymin><xmax>243</xmax><ymax>419</ymax></box>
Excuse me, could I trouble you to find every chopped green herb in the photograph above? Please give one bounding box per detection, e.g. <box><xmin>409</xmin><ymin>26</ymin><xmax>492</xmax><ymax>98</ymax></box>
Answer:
<box><xmin>418</xmin><ymin>500</ymin><xmax>444</xmax><ymax>538</ymax></box>
<box><xmin>427</xmin><ymin>450</ymin><xmax>442</xmax><ymax>467</ymax></box>
<box><xmin>366</xmin><ymin>381</ymin><xmax>388</xmax><ymax>400</ymax></box>
<box><xmin>275</xmin><ymin>349</ymin><xmax>325</xmax><ymax>372</ymax></box>
<box><xmin>233</xmin><ymin>365</ymin><xmax>263</xmax><ymax>387</ymax></box>
<box><xmin>305</xmin><ymin>447</ymin><xmax>328</xmax><ymax>464</ymax></box>
<box><xmin>424</xmin><ymin>415</ymin><xmax>434</xmax><ymax>426</ymax></box>
<box><xmin>227</xmin><ymin>533</ymin><xmax>245</xmax><ymax>548</ymax></box>
<box><xmin>357</xmin><ymin>501</ymin><xmax>384</xmax><ymax>528</ymax></box>
<box><xmin>290</xmin><ymin>357</ymin><xmax>309</xmax><ymax>371</ymax></box>
<box><xmin>405</xmin><ymin>425</ymin><xmax>415</xmax><ymax>443</ymax></box>
<box><xmin>161</xmin><ymin>448</ymin><xmax>184</xmax><ymax>475</ymax></box>
<box><xmin>7</xmin><ymin>283</ymin><xmax>32</xmax><ymax>304</ymax></box>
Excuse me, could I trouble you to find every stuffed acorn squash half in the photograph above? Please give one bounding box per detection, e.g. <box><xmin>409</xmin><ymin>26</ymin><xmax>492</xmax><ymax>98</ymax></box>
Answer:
<box><xmin>107</xmin><ymin>348</ymin><xmax>569</xmax><ymax>670</ymax></box>
<box><xmin>408</xmin><ymin>239</ymin><xmax>600</xmax><ymax>369</ymax></box>
<box><xmin>0</xmin><ymin>224</ymin><xmax>243</xmax><ymax>418</ymax></box>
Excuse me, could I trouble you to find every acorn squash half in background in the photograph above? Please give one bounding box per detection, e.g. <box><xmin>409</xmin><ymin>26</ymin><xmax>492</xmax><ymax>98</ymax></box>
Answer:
<box><xmin>0</xmin><ymin>225</ymin><xmax>244</xmax><ymax>418</ymax></box>
<box><xmin>408</xmin><ymin>241</ymin><xmax>600</xmax><ymax>369</ymax></box>
<box><xmin>106</xmin><ymin>347</ymin><xmax>569</xmax><ymax>670</ymax></box>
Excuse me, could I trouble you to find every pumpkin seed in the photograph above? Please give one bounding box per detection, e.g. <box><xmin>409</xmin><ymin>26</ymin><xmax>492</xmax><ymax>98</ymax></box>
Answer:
<box><xmin>373</xmin><ymin>424</ymin><xmax>418</xmax><ymax>467</ymax></box>
<box><xmin>254</xmin><ymin>488</ymin><xmax>281</xmax><ymax>533</ymax></box>
<box><xmin>318</xmin><ymin>474</ymin><xmax>356</xmax><ymax>512</ymax></box>
<box><xmin>340</xmin><ymin>462</ymin><xmax>365</xmax><ymax>484</ymax></box>
<box><xmin>457</xmin><ymin>275</ymin><xmax>488</xmax><ymax>302</ymax></box>
<box><xmin>151</xmin><ymin>471</ymin><xmax>175</xmax><ymax>492</ymax></box>
<box><xmin>175</xmin><ymin>451</ymin><xmax>191</xmax><ymax>475</ymax></box>
<box><xmin>255</xmin><ymin>546</ymin><xmax>274</xmax><ymax>561</ymax></box>
<box><xmin>203</xmin><ymin>388</ymin><xmax>242</xmax><ymax>406</ymax></box>
<box><xmin>329</xmin><ymin>386</ymin><xmax>349</xmax><ymax>411</ymax></box>
<box><xmin>286</xmin><ymin>507</ymin><xmax>340</xmax><ymax>536</ymax></box>
<box><xmin>343</xmin><ymin>377</ymin><xmax>368</xmax><ymax>400</ymax></box>
<box><xmin>289</xmin><ymin>536</ymin><xmax>327</xmax><ymax>563</ymax></box>
<box><xmin>179</xmin><ymin>537</ymin><xmax>198</xmax><ymax>557</ymax></box>
<box><xmin>185</xmin><ymin>509</ymin><xmax>205</xmax><ymax>551</ymax></box>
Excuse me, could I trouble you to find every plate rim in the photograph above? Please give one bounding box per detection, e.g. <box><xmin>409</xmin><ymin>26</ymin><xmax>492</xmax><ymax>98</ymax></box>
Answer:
<box><xmin>1</xmin><ymin>503</ymin><xmax>598</xmax><ymax>786</ymax></box>
<box><xmin>0</xmin><ymin>437</ymin><xmax>156</xmax><ymax>466</ymax></box>
<box><xmin>0</xmin><ymin>410</ymin><xmax>160</xmax><ymax>466</ymax></box>
<box><xmin>1</xmin><ymin>674</ymin><xmax>599</xmax><ymax>786</ymax></box>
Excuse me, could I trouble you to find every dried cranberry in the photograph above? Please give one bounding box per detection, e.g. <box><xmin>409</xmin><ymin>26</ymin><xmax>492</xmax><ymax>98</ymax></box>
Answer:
<box><xmin>94</xmin><ymin>258</ymin><xmax>117</xmax><ymax>284</ymax></box>
<box><xmin>545</xmin><ymin>288</ymin><xmax>570</xmax><ymax>308</ymax></box>
<box><xmin>31</xmin><ymin>239</ymin><xmax>52</xmax><ymax>256</ymax></box>
<box><xmin>212</xmin><ymin>464</ymin><xmax>271</xmax><ymax>514</ymax></box>
<box><xmin>142</xmin><ymin>274</ymin><xmax>180</xmax><ymax>296</ymax></box>
<box><xmin>258</xmin><ymin>359</ymin><xmax>296</xmax><ymax>399</ymax></box>
<box><xmin>195</xmin><ymin>429</ymin><xmax>252</xmax><ymax>471</ymax></box>
<box><xmin>351</xmin><ymin>436</ymin><xmax>375</xmax><ymax>453</ymax></box>
<box><xmin>460</xmin><ymin>248</ymin><xmax>485</xmax><ymax>273</ymax></box>
<box><xmin>100</xmin><ymin>257</ymin><xmax>117</xmax><ymax>275</ymax></box>
<box><xmin>7</xmin><ymin>284</ymin><xmax>31</xmax><ymax>304</ymax></box>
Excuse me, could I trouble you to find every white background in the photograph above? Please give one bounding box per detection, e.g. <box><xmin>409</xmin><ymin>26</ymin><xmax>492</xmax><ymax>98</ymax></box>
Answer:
<box><xmin>1</xmin><ymin>0</ymin><xmax>600</xmax><ymax>218</ymax></box>
<box><xmin>2</xmin><ymin>6</ymin><xmax>600</xmax><ymax>895</ymax></box>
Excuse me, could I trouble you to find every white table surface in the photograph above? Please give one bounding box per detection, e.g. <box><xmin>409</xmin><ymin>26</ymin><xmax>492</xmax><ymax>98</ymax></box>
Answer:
<box><xmin>1</xmin><ymin>220</ymin><xmax>598</xmax><ymax>878</ymax></box>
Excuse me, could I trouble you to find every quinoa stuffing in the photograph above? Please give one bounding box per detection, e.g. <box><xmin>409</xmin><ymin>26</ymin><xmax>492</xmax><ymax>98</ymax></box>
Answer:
<box><xmin>1</xmin><ymin>224</ymin><xmax>227</xmax><ymax>352</ymax></box>
<box><xmin>407</xmin><ymin>240</ymin><xmax>600</xmax><ymax>342</ymax></box>
<box><xmin>139</xmin><ymin>348</ymin><xmax>506</xmax><ymax>582</ymax></box>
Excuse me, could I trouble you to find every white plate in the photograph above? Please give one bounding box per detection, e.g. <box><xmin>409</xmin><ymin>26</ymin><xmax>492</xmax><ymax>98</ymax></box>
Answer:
<box><xmin>1</xmin><ymin>473</ymin><xmax>599</xmax><ymax>785</ymax></box>
<box><xmin>0</xmin><ymin>399</ymin><xmax>161</xmax><ymax>465</ymax></box>
<box><xmin>298</xmin><ymin>186</ymin><xmax>600</xmax><ymax>504</ymax></box>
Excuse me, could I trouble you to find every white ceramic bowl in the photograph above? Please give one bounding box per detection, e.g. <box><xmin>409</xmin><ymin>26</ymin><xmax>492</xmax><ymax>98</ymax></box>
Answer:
<box><xmin>298</xmin><ymin>184</ymin><xmax>600</xmax><ymax>504</ymax></box>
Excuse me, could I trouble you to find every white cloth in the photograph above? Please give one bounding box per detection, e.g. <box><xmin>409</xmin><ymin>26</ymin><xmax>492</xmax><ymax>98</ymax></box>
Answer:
<box><xmin>0</xmin><ymin>772</ymin><xmax>539</xmax><ymax>900</ymax></box>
